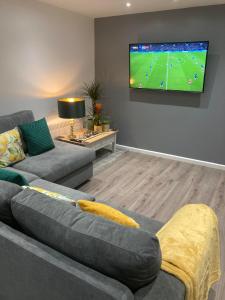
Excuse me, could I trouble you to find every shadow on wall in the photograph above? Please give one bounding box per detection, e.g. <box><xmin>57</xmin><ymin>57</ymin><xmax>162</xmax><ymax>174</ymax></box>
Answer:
<box><xmin>129</xmin><ymin>53</ymin><xmax>219</xmax><ymax>109</ymax></box>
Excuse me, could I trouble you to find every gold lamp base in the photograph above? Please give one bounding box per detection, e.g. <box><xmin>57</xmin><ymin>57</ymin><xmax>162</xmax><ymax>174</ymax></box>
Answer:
<box><xmin>69</xmin><ymin>119</ymin><xmax>76</xmax><ymax>139</ymax></box>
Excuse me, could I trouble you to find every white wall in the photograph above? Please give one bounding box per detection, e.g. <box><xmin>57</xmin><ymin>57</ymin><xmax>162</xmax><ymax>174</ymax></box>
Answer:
<box><xmin>0</xmin><ymin>0</ymin><xmax>94</xmax><ymax>120</ymax></box>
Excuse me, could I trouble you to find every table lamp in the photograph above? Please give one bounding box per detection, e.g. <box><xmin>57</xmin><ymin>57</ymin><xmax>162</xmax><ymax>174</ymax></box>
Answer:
<box><xmin>58</xmin><ymin>97</ymin><xmax>86</xmax><ymax>139</ymax></box>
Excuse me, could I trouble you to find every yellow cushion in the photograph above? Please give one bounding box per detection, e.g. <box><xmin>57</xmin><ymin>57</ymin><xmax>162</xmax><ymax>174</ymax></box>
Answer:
<box><xmin>78</xmin><ymin>200</ymin><xmax>140</xmax><ymax>229</ymax></box>
<box><xmin>24</xmin><ymin>186</ymin><xmax>76</xmax><ymax>205</ymax></box>
<box><xmin>0</xmin><ymin>128</ymin><xmax>25</xmax><ymax>168</ymax></box>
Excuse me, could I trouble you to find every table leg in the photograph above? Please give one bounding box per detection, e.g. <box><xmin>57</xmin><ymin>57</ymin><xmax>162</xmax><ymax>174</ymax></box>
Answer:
<box><xmin>112</xmin><ymin>135</ymin><xmax>116</xmax><ymax>152</ymax></box>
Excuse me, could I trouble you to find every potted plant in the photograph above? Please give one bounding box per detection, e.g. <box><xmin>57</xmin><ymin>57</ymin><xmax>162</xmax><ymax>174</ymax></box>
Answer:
<box><xmin>101</xmin><ymin>116</ymin><xmax>111</xmax><ymax>132</ymax></box>
<box><xmin>93</xmin><ymin>114</ymin><xmax>102</xmax><ymax>132</ymax></box>
<box><xmin>82</xmin><ymin>81</ymin><xmax>101</xmax><ymax>128</ymax></box>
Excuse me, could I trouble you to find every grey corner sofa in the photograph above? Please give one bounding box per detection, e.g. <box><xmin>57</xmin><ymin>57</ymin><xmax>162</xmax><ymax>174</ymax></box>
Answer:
<box><xmin>0</xmin><ymin>111</ymin><xmax>185</xmax><ymax>300</ymax></box>
<box><xmin>0</xmin><ymin>110</ymin><xmax>96</xmax><ymax>188</ymax></box>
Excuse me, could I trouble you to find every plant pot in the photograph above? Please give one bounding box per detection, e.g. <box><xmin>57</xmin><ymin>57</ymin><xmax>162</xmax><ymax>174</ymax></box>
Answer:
<box><xmin>102</xmin><ymin>124</ymin><xmax>110</xmax><ymax>132</ymax></box>
<box><xmin>87</xmin><ymin>118</ymin><xmax>94</xmax><ymax>131</ymax></box>
<box><xmin>94</xmin><ymin>125</ymin><xmax>103</xmax><ymax>133</ymax></box>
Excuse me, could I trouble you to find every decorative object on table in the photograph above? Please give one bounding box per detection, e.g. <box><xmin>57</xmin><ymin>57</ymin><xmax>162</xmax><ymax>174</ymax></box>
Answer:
<box><xmin>101</xmin><ymin>116</ymin><xmax>111</xmax><ymax>132</ymax></box>
<box><xmin>56</xmin><ymin>130</ymin><xmax>118</xmax><ymax>153</ymax></box>
<box><xmin>58</xmin><ymin>97</ymin><xmax>86</xmax><ymax>139</ymax></box>
<box><xmin>82</xmin><ymin>81</ymin><xmax>102</xmax><ymax>131</ymax></box>
<box><xmin>93</xmin><ymin>113</ymin><xmax>102</xmax><ymax>133</ymax></box>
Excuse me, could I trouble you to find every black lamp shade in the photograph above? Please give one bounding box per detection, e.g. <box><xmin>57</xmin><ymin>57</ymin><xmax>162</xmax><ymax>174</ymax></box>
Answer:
<box><xmin>58</xmin><ymin>98</ymin><xmax>86</xmax><ymax>119</ymax></box>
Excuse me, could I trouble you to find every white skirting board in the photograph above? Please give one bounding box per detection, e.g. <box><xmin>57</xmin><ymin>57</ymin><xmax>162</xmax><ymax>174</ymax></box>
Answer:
<box><xmin>116</xmin><ymin>144</ymin><xmax>225</xmax><ymax>171</ymax></box>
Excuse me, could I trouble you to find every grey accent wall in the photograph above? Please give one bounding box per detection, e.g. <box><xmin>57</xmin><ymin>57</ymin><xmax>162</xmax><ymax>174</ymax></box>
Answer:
<box><xmin>0</xmin><ymin>0</ymin><xmax>94</xmax><ymax>119</ymax></box>
<box><xmin>95</xmin><ymin>5</ymin><xmax>225</xmax><ymax>164</ymax></box>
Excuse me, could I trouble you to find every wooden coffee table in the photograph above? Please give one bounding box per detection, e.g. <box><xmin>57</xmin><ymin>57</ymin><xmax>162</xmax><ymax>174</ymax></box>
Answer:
<box><xmin>56</xmin><ymin>130</ymin><xmax>118</xmax><ymax>152</ymax></box>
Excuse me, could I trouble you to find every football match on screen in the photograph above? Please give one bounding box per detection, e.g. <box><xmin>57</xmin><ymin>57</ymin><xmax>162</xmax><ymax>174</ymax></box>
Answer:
<box><xmin>129</xmin><ymin>41</ymin><xmax>209</xmax><ymax>92</ymax></box>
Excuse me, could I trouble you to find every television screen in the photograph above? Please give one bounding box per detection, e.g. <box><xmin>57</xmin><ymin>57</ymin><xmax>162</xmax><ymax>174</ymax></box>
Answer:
<box><xmin>129</xmin><ymin>41</ymin><xmax>209</xmax><ymax>92</ymax></box>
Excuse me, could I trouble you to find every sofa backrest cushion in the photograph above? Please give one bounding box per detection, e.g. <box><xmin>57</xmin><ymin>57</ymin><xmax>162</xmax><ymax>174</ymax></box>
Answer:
<box><xmin>0</xmin><ymin>180</ymin><xmax>22</xmax><ymax>226</ymax></box>
<box><xmin>0</xmin><ymin>111</ymin><xmax>35</xmax><ymax>134</ymax></box>
<box><xmin>11</xmin><ymin>189</ymin><xmax>161</xmax><ymax>291</ymax></box>
<box><xmin>0</xmin><ymin>111</ymin><xmax>35</xmax><ymax>152</ymax></box>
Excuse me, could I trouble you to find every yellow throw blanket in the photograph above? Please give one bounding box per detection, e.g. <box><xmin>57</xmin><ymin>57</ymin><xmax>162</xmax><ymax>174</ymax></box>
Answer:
<box><xmin>156</xmin><ymin>204</ymin><xmax>221</xmax><ymax>300</ymax></box>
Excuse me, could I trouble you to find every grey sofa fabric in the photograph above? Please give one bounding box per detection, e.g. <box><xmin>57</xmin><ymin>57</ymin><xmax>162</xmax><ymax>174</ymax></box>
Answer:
<box><xmin>5</xmin><ymin>167</ymin><xmax>39</xmax><ymax>183</ymax></box>
<box><xmin>0</xmin><ymin>111</ymin><xmax>95</xmax><ymax>187</ymax></box>
<box><xmin>30</xmin><ymin>178</ymin><xmax>95</xmax><ymax>201</ymax></box>
<box><xmin>107</xmin><ymin>206</ymin><xmax>185</xmax><ymax>300</ymax></box>
<box><xmin>109</xmin><ymin>206</ymin><xmax>163</xmax><ymax>234</ymax></box>
<box><xmin>13</xmin><ymin>140</ymin><xmax>95</xmax><ymax>183</ymax></box>
<box><xmin>134</xmin><ymin>270</ymin><xmax>185</xmax><ymax>300</ymax></box>
<box><xmin>55</xmin><ymin>162</ymin><xmax>93</xmax><ymax>188</ymax></box>
<box><xmin>0</xmin><ymin>221</ymin><xmax>134</xmax><ymax>300</ymax></box>
<box><xmin>0</xmin><ymin>181</ymin><xmax>22</xmax><ymax>226</ymax></box>
<box><xmin>11</xmin><ymin>189</ymin><xmax>161</xmax><ymax>292</ymax></box>
<box><xmin>0</xmin><ymin>110</ymin><xmax>34</xmax><ymax>134</ymax></box>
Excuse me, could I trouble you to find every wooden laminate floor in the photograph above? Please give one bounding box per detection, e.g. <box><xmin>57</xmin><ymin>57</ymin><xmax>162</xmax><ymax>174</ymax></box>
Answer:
<box><xmin>80</xmin><ymin>149</ymin><xmax>225</xmax><ymax>300</ymax></box>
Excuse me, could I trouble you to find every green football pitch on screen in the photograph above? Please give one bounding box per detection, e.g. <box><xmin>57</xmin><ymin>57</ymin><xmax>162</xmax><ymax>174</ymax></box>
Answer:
<box><xmin>129</xmin><ymin>50</ymin><xmax>208</xmax><ymax>92</ymax></box>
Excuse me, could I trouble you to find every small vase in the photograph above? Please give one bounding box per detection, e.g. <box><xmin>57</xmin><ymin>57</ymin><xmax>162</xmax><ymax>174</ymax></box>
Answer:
<box><xmin>94</xmin><ymin>125</ymin><xmax>103</xmax><ymax>133</ymax></box>
<box><xmin>87</xmin><ymin>118</ymin><xmax>94</xmax><ymax>131</ymax></box>
<box><xmin>102</xmin><ymin>124</ymin><xmax>110</xmax><ymax>132</ymax></box>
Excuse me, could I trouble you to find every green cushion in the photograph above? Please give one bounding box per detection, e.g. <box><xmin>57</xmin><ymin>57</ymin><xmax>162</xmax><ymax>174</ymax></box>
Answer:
<box><xmin>0</xmin><ymin>169</ymin><xmax>29</xmax><ymax>186</ymax></box>
<box><xmin>19</xmin><ymin>118</ymin><xmax>55</xmax><ymax>156</ymax></box>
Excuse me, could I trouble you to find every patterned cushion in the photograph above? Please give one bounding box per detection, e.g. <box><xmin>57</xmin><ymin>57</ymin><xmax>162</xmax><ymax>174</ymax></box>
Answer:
<box><xmin>0</xmin><ymin>128</ymin><xmax>25</xmax><ymax>168</ymax></box>
<box><xmin>19</xmin><ymin>118</ymin><xmax>55</xmax><ymax>156</ymax></box>
<box><xmin>23</xmin><ymin>186</ymin><xmax>76</xmax><ymax>205</ymax></box>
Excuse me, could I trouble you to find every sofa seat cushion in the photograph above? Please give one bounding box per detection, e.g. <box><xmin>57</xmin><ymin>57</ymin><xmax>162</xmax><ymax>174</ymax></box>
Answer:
<box><xmin>5</xmin><ymin>167</ymin><xmax>39</xmax><ymax>183</ymax></box>
<box><xmin>13</xmin><ymin>141</ymin><xmax>95</xmax><ymax>182</ymax></box>
<box><xmin>0</xmin><ymin>180</ymin><xmax>22</xmax><ymax>227</ymax></box>
<box><xmin>30</xmin><ymin>179</ymin><xmax>95</xmax><ymax>202</ymax></box>
<box><xmin>11</xmin><ymin>189</ymin><xmax>161</xmax><ymax>292</ymax></box>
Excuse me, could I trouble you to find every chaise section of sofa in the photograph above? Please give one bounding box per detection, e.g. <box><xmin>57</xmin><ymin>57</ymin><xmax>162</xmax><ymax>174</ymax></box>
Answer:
<box><xmin>13</xmin><ymin>140</ymin><xmax>95</xmax><ymax>186</ymax></box>
<box><xmin>0</xmin><ymin>110</ymin><xmax>95</xmax><ymax>188</ymax></box>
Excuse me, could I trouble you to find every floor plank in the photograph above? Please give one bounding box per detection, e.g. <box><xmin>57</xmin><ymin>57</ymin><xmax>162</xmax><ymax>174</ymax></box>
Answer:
<box><xmin>80</xmin><ymin>149</ymin><xmax>225</xmax><ymax>300</ymax></box>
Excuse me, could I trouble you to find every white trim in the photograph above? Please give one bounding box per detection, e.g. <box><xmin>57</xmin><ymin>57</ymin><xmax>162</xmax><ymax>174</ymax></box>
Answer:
<box><xmin>116</xmin><ymin>144</ymin><xmax>225</xmax><ymax>171</ymax></box>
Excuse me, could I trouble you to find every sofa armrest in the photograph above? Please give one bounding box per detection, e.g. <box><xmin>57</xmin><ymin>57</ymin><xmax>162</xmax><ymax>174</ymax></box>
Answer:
<box><xmin>0</xmin><ymin>222</ymin><xmax>133</xmax><ymax>300</ymax></box>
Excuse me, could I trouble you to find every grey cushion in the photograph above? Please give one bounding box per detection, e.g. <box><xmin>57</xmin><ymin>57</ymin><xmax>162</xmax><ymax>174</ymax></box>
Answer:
<box><xmin>5</xmin><ymin>167</ymin><xmax>39</xmax><ymax>183</ymax></box>
<box><xmin>0</xmin><ymin>180</ymin><xmax>22</xmax><ymax>226</ymax></box>
<box><xmin>120</xmin><ymin>210</ymin><xmax>185</xmax><ymax>300</ymax></box>
<box><xmin>107</xmin><ymin>204</ymin><xmax>163</xmax><ymax>234</ymax></box>
<box><xmin>11</xmin><ymin>190</ymin><xmax>161</xmax><ymax>291</ymax></box>
<box><xmin>55</xmin><ymin>163</ymin><xmax>93</xmax><ymax>188</ymax></box>
<box><xmin>30</xmin><ymin>179</ymin><xmax>95</xmax><ymax>201</ymax></box>
<box><xmin>0</xmin><ymin>221</ymin><xmax>133</xmax><ymax>300</ymax></box>
<box><xmin>13</xmin><ymin>141</ymin><xmax>95</xmax><ymax>182</ymax></box>
<box><xmin>0</xmin><ymin>110</ymin><xmax>34</xmax><ymax>134</ymax></box>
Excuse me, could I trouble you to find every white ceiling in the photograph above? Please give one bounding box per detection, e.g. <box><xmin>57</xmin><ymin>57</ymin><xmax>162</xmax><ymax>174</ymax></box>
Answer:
<box><xmin>38</xmin><ymin>0</ymin><xmax>225</xmax><ymax>18</ymax></box>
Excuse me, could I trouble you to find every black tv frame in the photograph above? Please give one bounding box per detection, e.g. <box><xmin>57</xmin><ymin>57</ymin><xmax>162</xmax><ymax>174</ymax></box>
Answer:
<box><xmin>129</xmin><ymin>41</ymin><xmax>209</xmax><ymax>93</ymax></box>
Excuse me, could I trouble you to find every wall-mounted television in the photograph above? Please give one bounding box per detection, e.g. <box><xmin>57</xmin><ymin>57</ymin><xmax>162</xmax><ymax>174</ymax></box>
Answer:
<box><xmin>129</xmin><ymin>41</ymin><xmax>209</xmax><ymax>93</ymax></box>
